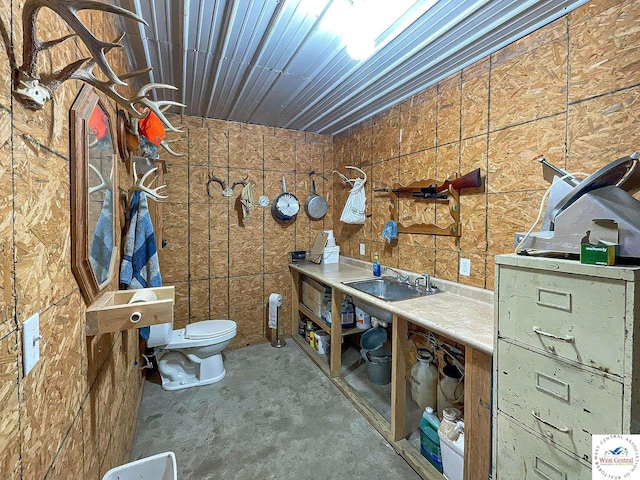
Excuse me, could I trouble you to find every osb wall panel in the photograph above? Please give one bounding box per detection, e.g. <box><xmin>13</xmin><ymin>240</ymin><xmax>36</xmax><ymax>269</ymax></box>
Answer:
<box><xmin>334</xmin><ymin>0</ymin><xmax>640</xmax><ymax>291</ymax></box>
<box><xmin>489</xmin><ymin>27</ymin><xmax>568</xmax><ymax>131</ymax></box>
<box><xmin>1</xmin><ymin>1</ymin><xmax>146</xmax><ymax>479</ymax></box>
<box><xmin>159</xmin><ymin>115</ymin><xmax>332</xmax><ymax>350</ymax></box>
<box><xmin>567</xmin><ymin>86</ymin><xmax>640</xmax><ymax>173</ymax></box>
<box><xmin>569</xmin><ymin>0</ymin><xmax>640</xmax><ymax>103</ymax></box>
<box><xmin>0</xmin><ymin>327</ymin><xmax>20</xmax><ymax>479</ymax></box>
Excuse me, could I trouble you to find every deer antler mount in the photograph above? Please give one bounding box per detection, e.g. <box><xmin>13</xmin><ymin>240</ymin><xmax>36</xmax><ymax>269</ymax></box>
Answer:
<box><xmin>13</xmin><ymin>0</ymin><xmax>185</xmax><ymax>135</ymax></box>
<box><xmin>207</xmin><ymin>174</ymin><xmax>249</xmax><ymax>198</ymax></box>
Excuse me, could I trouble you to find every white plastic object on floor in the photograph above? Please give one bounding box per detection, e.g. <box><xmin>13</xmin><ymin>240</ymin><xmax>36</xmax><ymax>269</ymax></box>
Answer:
<box><xmin>438</xmin><ymin>425</ymin><xmax>464</xmax><ymax>480</ymax></box>
<box><xmin>102</xmin><ymin>451</ymin><xmax>177</xmax><ymax>480</ymax></box>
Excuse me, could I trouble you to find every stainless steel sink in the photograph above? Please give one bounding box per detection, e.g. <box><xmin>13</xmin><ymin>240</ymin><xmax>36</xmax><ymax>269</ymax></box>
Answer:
<box><xmin>343</xmin><ymin>277</ymin><xmax>426</xmax><ymax>301</ymax></box>
<box><xmin>343</xmin><ymin>277</ymin><xmax>440</xmax><ymax>323</ymax></box>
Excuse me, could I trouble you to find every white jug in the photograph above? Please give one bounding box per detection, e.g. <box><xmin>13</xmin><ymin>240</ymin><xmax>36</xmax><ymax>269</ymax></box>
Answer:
<box><xmin>411</xmin><ymin>349</ymin><xmax>438</xmax><ymax>411</ymax></box>
<box><xmin>437</xmin><ymin>363</ymin><xmax>464</xmax><ymax>417</ymax></box>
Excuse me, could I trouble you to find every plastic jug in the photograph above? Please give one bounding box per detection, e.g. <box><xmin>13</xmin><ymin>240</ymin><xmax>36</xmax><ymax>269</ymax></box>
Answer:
<box><xmin>355</xmin><ymin>306</ymin><xmax>371</xmax><ymax>330</ymax></box>
<box><xmin>438</xmin><ymin>407</ymin><xmax>462</xmax><ymax>442</ymax></box>
<box><xmin>438</xmin><ymin>410</ymin><xmax>464</xmax><ymax>480</ymax></box>
<box><xmin>341</xmin><ymin>296</ymin><xmax>355</xmax><ymax>328</ymax></box>
<box><xmin>437</xmin><ymin>363</ymin><xmax>464</xmax><ymax>416</ymax></box>
<box><xmin>419</xmin><ymin>406</ymin><xmax>443</xmax><ymax>473</ymax></box>
<box><xmin>411</xmin><ymin>349</ymin><xmax>438</xmax><ymax>411</ymax></box>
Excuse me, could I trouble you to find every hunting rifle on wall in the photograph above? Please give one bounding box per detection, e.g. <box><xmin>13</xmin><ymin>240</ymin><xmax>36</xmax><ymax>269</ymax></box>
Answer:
<box><xmin>374</xmin><ymin>167</ymin><xmax>482</xmax><ymax>198</ymax></box>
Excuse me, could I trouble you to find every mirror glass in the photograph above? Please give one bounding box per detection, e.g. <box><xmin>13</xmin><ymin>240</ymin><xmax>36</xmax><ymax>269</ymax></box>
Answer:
<box><xmin>71</xmin><ymin>85</ymin><xmax>117</xmax><ymax>304</ymax></box>
<box><xmin>87</xmin><ymin>103</ymin><xmax>115</xmax><ymax>285</ymax></box>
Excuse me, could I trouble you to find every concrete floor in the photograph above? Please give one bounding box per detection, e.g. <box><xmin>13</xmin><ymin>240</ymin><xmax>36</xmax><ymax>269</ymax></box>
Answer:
<box><xmin>131</xmin><ymin>341</ymin><xmax>422</xmax><ymax>480</ymax></box>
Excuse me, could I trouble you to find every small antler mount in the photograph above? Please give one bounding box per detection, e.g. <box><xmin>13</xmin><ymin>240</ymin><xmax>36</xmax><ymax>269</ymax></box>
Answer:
<box><xmin>13</xmin><ymin>0</ymin><xmax>185</xmax><ymax>138</ymax></box>
<box><xmin>207</xmin><ymin>174</ymin><xmax>249</xmax><ymax>198</ymax></box>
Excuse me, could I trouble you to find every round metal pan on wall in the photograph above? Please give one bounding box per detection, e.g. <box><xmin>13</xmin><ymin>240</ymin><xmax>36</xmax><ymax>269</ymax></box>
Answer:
<box><xmin>304</xmin><ymin>179</ymin><xmax>327</xmax><ymax>220</ymax></box>
<box><xmin>271</xmin><ymin>177</ymin><xmax>299</xmax><ymax>224</ymax></box>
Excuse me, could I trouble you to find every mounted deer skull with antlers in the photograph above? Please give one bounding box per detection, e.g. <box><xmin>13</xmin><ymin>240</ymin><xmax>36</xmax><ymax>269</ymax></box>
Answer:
<box><xmin>13</xmin><ymin>0</ymin><xmax>185</xmax><ymax>138</ymax></box>
<box><xmin>207</xmin><ymin>174</ymin><xmax>249</xmax><ymax>198</ymax></box>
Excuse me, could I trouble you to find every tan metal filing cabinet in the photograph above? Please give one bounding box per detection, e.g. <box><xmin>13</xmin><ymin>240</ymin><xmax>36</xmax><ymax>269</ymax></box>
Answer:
<box><xmin>493</xmin><ymin>254</ymin><xmax>640</xmax><ymax>479</ymax></box>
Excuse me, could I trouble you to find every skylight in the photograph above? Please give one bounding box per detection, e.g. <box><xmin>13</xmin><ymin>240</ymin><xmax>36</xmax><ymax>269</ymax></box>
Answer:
<box><xmin>319</xmin><ymin>0</ymin><xmax>438</xmax><ymax>60</ymax></box>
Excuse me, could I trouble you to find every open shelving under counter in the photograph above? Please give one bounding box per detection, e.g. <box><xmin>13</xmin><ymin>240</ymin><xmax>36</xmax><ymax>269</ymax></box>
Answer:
<box><xmin>290</xmin><ymin>258</ymin><xmax>494</xmax><ymax>480</ymax></box>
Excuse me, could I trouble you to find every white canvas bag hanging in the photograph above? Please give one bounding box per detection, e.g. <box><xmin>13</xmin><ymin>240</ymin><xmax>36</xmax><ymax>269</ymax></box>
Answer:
<box><xmin>340</xmin><ymin>176</ymin><xmax>366</xmax><ymax>224</ymax></box>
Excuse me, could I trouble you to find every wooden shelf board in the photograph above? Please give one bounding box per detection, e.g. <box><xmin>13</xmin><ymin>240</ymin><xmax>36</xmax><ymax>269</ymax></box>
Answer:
<box><xmin>298</xmin><ymin>304</ymin><xmax>331</xmax><ymax>333</ymax></box>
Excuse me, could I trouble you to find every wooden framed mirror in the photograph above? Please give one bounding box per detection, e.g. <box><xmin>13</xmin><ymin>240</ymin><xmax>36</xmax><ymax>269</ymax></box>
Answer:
<box><xmin>70</xmin><ymin>85</ymin><xmax>118</xmax><ymax>305</ymax></box>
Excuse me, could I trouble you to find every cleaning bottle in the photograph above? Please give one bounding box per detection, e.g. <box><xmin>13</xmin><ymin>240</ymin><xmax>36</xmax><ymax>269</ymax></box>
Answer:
<box><xmin>341</xmin><ymin>296</ymin><xmax>355</xmax><ymax>329</ymax></box>
<box><xmin>373</xmin><ymin>252</ymin><xmax>381</xmax><ymax>277</ymax></box>
<box><xmin>420</xmin><ymin>406</ymin><xmax>443</xmax><ymax>473</ymax></box>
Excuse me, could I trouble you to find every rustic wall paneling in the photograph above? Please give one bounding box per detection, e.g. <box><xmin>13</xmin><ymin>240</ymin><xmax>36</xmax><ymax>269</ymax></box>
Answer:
<box><xmin>334</xmin><ymin>0</ymin><xmax>640</xmax><ymax>291</ymax></box>
<box><xmin>0</xmin><ymin>2</ymin><xmax>146</xmax><ymax>478</ymax></box>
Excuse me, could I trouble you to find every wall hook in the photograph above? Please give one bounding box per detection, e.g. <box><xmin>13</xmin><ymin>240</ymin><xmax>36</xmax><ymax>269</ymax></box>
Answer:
<box><xmin>332</xmin><ymin>165</ymin><xmax>367</xmax><ymax>186</ymax></box>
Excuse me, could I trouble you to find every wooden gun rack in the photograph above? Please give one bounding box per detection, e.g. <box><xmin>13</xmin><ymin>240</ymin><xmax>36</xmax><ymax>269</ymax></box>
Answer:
<box><xmin>389</xmin><ymin>179</ymin><xmax>461</xmax><ymax>237</ymax></box>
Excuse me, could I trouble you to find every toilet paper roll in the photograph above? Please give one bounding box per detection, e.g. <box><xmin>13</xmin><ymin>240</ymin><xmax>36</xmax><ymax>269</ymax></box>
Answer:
<box><xmin>128</xmin><ymin>289</ymin><xmax>158</xmax><ymax>304</ymax></box>
<box><xmin>268</xmin><ymin>293</ymin><xmax>283</xmax><ymax>329</ymax></box>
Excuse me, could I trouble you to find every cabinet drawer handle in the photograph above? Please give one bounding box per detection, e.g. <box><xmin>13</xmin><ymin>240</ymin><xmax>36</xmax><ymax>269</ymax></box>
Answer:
<box><xmin>531</xmin><ymin>410</ymin><xmax>571</xmax><ymax>434</ymax></box>
<box><xmin>532</xmin><ymin>326</ymin><xmax>574</xmax><ymax>343</ymax></box>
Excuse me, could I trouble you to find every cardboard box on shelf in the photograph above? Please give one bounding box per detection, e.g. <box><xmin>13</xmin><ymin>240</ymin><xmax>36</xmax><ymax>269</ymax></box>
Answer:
<box><xmin>301</xmin><ymin>277</ymin><xmax>330</xmax><ymax>317</ymax></box>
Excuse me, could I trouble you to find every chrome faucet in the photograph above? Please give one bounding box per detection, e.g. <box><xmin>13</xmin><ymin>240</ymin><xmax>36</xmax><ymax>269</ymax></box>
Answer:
<box><xmin>383</xmin><ymin>266</ymin><xmax>410</xmax><ymax>284</ymax></box>
<box><xmin>415</xmin><ymin>273</ymin><xmax>437</xmax><ymax>294</ymax></box>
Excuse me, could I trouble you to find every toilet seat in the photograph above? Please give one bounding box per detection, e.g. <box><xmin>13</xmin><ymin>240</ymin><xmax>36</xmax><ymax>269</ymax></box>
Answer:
<box><xmin>185</xmin><ymin>320</ymin><xmax>236</xmax><ymax>339</ymax></box>
<box><xmin>165</xmin><ymin>320</ymin><xmax>237</xmax><ymax>349</ymax></box>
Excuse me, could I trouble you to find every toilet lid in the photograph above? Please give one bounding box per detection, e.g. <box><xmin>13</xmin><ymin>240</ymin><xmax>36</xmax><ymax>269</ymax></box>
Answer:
<box><xmin>185</xmin><ymin>320</ymin><xmax>236</xmax><ymax>339</ymax></box>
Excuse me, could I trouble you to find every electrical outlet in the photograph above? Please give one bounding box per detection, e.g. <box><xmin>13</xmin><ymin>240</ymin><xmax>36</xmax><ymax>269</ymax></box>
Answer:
<box><xmin>23</xmin><ymin>313</ymin><xmax>41</xmax><ymax>376</ymax></box>
<box><xmin>360</xmin><ymin>243</ymin><xmax>365</xmax><ymax>255</ymax></box>
<box><xmin>459</xmin><ymin>258</ymin><xmax>471</xmax><ymax>277</ymax></box>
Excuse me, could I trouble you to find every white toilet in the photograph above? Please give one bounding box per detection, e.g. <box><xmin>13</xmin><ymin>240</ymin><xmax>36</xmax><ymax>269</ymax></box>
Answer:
<box><xmin>147</xmin><ymin>320</ymin><xmax>237</xmax><ymax>391</ymax></box>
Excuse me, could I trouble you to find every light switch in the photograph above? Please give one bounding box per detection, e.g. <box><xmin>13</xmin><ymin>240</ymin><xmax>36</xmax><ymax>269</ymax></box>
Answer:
<box><xmin>360</xmin><ymin>243</ymin><xmax>365</xmax><ymax>255</ymax></box>
<box><xmin>23</xmin><ymin>313</ymin><xmax>41</xmax><ymax>376</ymax></box>
<box><xmin>459</xmin><ymin>258</ymin><xmax>471</xmax><ymax>277</ymax></box>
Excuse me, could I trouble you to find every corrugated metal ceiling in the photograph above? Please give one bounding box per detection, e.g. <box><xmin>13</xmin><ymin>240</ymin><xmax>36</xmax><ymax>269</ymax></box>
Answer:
<box><xmin>115</xmin><ymin>0</ymin><xmax>588</xmax><ymax>135</ymax></box>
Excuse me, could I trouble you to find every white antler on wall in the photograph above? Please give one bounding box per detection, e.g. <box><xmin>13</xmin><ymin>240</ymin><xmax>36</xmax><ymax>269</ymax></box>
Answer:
<box><xmin>12</xmin><ymin>0</ymin><xmax>185</xmax><ymax>133</ymax></box>
<box><xmin>130</xmin><ymin>163</ymin><xmax>167</xmax><ymax>202</ymax></box>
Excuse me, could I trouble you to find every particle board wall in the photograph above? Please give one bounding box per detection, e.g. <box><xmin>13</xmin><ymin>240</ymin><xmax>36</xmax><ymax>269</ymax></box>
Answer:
<box><xmin>0</xmin><ymin>1</ymin><xmax>146</xmax><ymax>479</ymax></box>
<box><xmin>158</xmin><ymin>115</ymin><xmax>333</xmax><ymax>349</ymax></box>
<box><xmin>333</xmin><ymin>0</ymin><xmax>640</xmax><ymax>291</ymax></box>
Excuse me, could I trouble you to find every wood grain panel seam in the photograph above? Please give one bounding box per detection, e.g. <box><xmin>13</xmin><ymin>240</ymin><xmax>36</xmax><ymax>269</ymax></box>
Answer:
<box><xmin>488</xmin><ymin>110</ymin><xmax>566</xmax><ymax>135</ymax></box>
<box><xmin>566</xmin><ymin>81</ymin><xmax>640</xmax><ymax>108</ymax></box>
<box><xmin>562</xmin><ymin>20</ymin><xmax>570</xmax><ymax>170</ymax></box>
<box><xmin>41</xmin><ymin>406</ymin><xmax>85</xmax><ymax>480</ymax></box>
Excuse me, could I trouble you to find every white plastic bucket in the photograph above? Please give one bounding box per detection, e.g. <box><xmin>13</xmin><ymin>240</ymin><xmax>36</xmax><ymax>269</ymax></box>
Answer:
<box><xmin>102</xmin><ymin>452</ymin><xmax>177</xmax><ymax>480</ymax></box>
<box><xmin>322</xmin><ymin>245</ymin><xmax>340</xmax><ymax>264</ymax></box>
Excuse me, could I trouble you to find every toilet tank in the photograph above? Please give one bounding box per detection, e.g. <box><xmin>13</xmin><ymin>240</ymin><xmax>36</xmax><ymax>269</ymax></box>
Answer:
<box><xmin>147</xmin><ymin>322</ymin><xmax>173</xmax><ymax>348</ymax></box>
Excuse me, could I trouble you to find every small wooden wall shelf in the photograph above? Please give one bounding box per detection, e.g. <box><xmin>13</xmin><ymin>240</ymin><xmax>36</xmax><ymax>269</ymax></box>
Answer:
<box><xmin>86</xmin><ymin>286</ymin><xmax>174</xmax><ymax>336</ymax></box>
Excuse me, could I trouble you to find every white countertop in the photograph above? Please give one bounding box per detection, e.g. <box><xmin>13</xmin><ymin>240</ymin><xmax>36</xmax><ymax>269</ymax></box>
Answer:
<box><xmin>290</xmin><ymin>258</ymin><xmax>494</xmax><ymax>355</ymax></box>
